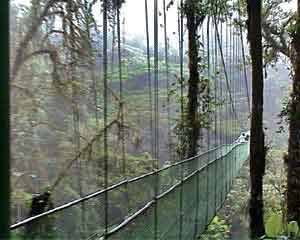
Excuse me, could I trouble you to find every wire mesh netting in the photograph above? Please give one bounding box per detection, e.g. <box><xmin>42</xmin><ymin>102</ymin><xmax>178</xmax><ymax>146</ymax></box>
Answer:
<box><xmin>11</xmin><ymin>142</ymin><xmax>249</xmax><ymax>239</ymax></box>
<box><xmin>105</xmin><ymin>142</ymin><xmax>249</xmax><ymax>240</ymax></box>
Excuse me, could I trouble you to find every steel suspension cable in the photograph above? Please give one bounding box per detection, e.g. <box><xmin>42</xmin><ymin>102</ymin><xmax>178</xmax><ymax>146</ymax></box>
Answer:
<box><xmin>237</xmin><ymin>23</ymin><xmax>240</xmax><ymax>166</ymax></box>
<box><xmin>201</xmin><ymin>24</ymin><xmax>205</xmax><ymax>152</ymax></box>
<box><xmin>225</xmin><ymin>16</ymin><xmax>230</xmax><ymax>194</ymax></box>
<box><xmin>205</xmin><ymin>14</ymin><xmax>211</xmax><ymax>225</ymax></box>
<box><xmin>117</xmin><ymin>3</ymin><xmax>124</xmax><ymax>182</ymax></box>
<box><xmin>237</xmin><ymin>24</ymin><xmax>241</xmax><ymax>124</ymax></box>
<box><xmin>163</xmin><ymin>0</ymin><xmax>172</xmax><ymax>162</ymax></box>
<box><xmin>154</xmin><ymin>0</ymin><xmax>159</xmax><ymax>162</ymax></box>
<box><xmin>218</xmin><ymin>17</ymin><xmax>225</xmax><ymax>204</ymax></box>
<box><xmin>233</xmin><ymin>17</ymin><xmax>238</xmax><ymax>174</ymax></box>
<box><xmin>226</xmin><ymin>11</ymin><xmax>232</xmax><ymax>182</ymax></box>
<box><xmin>153</xmin><ymin>0</ymin><xmax>159</xmax><ymax>238</ymax></box>
<box><xmin>86</xmin><ymin>0</ymin><xmax>99</xmax><ymax>131</ymax></box>
<box><xmin>144</xmin><ymin>0</ymin><xmax>154</xmax><ymax>157</ymax></box>
<box><xmin>110</xmin><ymin>12</ymin><xmax>116</xmax><ymax>84</ymax></box>
<box><xmin>178</xmin><ymin>1</ymin><xmax>184</xmax><ymax>238</ymax></box>
<box><xmin>215</xmin><ymin>10</ymin><xmax>221</xmax><ymax>206</ymax></box>
<box><xmin>230</xmin><ymin>15</ymin><xmax>235</xmax><ymax>183</ymax></box>
<box><xmin>229</xmin><ymin>16</ymin><xmax>233</xmax><ymax>143</ymax></box>
<box><xmin>220</xmin><ymin>20</ymin><xmax>223</xmax><ymax>148</ymax></box>
<box><xmin>238</xmin><ymin>14</ymin><xmax>251</xmax><ymax>114</ymax></box>
<box><xmin>235</xmin><ymin>23</ymin><xmax>239</xmax><ymax>136</ymax></box>
<box><xmin>222</xmin><ymin>18</ymin><xmax>226</xmax><ymax>204</ymax></box>
<box><xmin>214</xmin><ymin>16</ymin><xmax>238</xmax><ymax>121</ymax></box>
<box><xmin>102</xmin><ymin>0</ymin><xmax>109</xmax><ymax>236</ymax></box>
<box><xmin>67</xmin><ymin>0</ymin><xmax>85</xmax><ymax>236</ymax></box>
<box><xmin>116</xmin><ymin>2</ymin><xmax>128</xmax><ymax>216</ymax></box>
<box><xmin>225</xmin><ymin>14</ymin><xmax>228</xmax><ymax>147</ymax></box>
<box><xmin>213</xmin><ymin>14</ymin><xmax>218</xmax><ymax>214</ymax></box>
<box><xmin>215</xmin><ymin>2</ymin><xmax>224</xmax><ymax>210</ymax></box>
<box><xmin>214</xmin><ymin>20</ymin><xmax>217</xmax><ymax>150</ymax></box>
<box><xmin>235</xmin><ymin>23</ymin><xmax>239</xmax><ymax>125</ymax></box>
<box><xmin>229</xmin><ymin>18</ymin><xmax>233</xmax><ymax>139</ymax></box>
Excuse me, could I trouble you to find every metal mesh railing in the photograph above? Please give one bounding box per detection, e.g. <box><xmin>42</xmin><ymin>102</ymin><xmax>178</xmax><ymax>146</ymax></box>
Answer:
<box><xmin>10</xmin><ymin>142</ymin><xmax>249</xmax><ymax>239</ymax></box>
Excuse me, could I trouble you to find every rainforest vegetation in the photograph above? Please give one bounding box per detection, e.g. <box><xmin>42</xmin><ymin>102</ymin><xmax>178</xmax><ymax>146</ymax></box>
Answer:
<box><xmin>1</xmin><ymin>0</ymin><xmax>300</xmax><ymax>239</ymax></box>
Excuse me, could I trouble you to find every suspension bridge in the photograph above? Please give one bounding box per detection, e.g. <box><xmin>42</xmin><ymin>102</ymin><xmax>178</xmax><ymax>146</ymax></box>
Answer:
<box><xmin>11</xmin><ymin>142</ymin><xmax>249</xmax><ymax>239</ymax></box>
<box><xmin>10</xmin><ymin>0</ymin><xmax>251</xmax><ymax>239</ymax></box>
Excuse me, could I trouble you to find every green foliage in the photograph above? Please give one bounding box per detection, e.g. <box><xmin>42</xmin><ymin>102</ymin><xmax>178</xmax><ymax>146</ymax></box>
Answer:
<box><xmin>264</xmin><ymin>214</ymin><xmax>300</xmax><ymax>239</ymax></box>
<box><xmin>287</xmin><ymin>221</ymin><xmax>299</xmax><ymax>238</ymax></box>
<box><xmin>262</xmin><ymin>150</ymin><xmax>300</xmax><ymax>240</ymax></box>
<box><xmin>201</xmin><ymin>148</ymin><xmax>288</xmax><ymax>239</ymax></box>
<box><xmin>10</xmin><ymin>233</ymin><xmax>22</xmax><ymax>240</ymax></box>
<box><xmin>264</xmin><ymin>149</ymin><xmax>286</xmax><ymax>215</ymax></box>
<box><xmin>170</xmin><ymin>72</ymin><xmax>217</xmax><ymax>157</ymax></box>
<box><xmin>199</xmin><ymin>216</ymin><xmax>230</xmax><ymax>239</ymax></box>
<box><xmin>265</xmin><ymin>213</ymin><xmax>284</xmax><ymax>238</ymax></box>
<box><xmin>279</xmin><ymin>84</ymin><xmax>300</xmax><ymax>125</ymax></box>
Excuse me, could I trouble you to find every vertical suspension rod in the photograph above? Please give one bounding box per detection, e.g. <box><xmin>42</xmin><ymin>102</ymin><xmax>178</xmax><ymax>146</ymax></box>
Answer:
<box><xmin>153</xmin><ymin>0</ymin><xmax>159</xmax><ymax>238</ymax></box>
<box><xmin>163</xmin><ymin>0</ymin><xmax>172</xmax><ymax>162</ymax></box>
<box><xmin>102</xmin><ymin>0</ymin><xmax>109</xmax><ymax>236</ymax></box>
<box><xmin>144</xmin><ymin>0</ymin><xmax>154</xmax><ymax>157</ymax></box>
<box><xmin>179</xmin><ymin>2</ymin><xmax>184</xmax><ymax>239</ymax></box>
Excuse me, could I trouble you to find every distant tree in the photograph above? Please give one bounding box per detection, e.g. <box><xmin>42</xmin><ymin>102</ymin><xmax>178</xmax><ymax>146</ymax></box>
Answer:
<box><xmin>247</xmin><ymin>0</ymin><xmax>266</xmax><ymax>237</ymax></box>
<box><xmin>182</xmin><ymin>0</ymin><xmax>216</xmax><ymax>158</ymax></box>
<box><xmin>184</xmin><ymin>0</ymin><xmax>205</xmax><ymax>158</ymax></box>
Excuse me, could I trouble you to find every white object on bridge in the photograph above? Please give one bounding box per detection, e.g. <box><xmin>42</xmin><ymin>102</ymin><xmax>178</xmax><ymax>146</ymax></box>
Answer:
<box><xmin>236</xmin><ymin>130</ymin><xmax>250</xmax><ymax>143</ymax></box>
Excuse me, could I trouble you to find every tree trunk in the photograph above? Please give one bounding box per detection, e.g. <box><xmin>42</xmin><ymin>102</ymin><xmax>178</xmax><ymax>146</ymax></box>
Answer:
<box><xmin>186</xmin><ymin>1</ymin><xmax>200</xmax><ymax>158</ymax></box>
<box><xmin>247</xmin><ymin>0</ymin><xmax>266</xmax><ymax>237</ymax></box>
<box><xmin>287</xmin><ymin>0</ymin><xmax>300</xmax><ymax>224</ymax></box>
